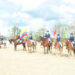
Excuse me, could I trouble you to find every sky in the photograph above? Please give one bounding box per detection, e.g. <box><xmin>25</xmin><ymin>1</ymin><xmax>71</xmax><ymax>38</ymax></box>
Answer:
<box><xmin>0</xmin><ymin>0</ymin><xmax>75</xmax><ymax>36</ymax></box>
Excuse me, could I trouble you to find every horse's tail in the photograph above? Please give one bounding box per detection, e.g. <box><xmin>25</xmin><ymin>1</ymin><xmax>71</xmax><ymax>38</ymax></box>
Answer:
<box><xmin>32</xmin><ymin>42</ymin><xmax>35</xmax><ymax>52</ymax></box>
<box><xmin>32</xmin><ymin>42</ymin><xmax>34</xmax><ymax>46</ymax></box>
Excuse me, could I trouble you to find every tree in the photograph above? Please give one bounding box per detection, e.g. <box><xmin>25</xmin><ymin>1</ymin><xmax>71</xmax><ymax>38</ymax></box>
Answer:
<box><xmin>11</xmin><ymin>26</ymin><xmax>21</xmax><ymax>38</ymax></box>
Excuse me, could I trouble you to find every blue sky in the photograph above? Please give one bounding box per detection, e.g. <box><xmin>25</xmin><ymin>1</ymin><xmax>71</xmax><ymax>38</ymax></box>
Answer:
<box><xmin>0</xmin><ymin>0</ymin><xmax>75</xmax><ymax>35</ymax></box>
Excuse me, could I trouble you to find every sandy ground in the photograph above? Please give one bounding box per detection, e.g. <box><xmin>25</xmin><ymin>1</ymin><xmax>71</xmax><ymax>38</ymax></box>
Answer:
<box><xmin>0</xmin><ymin>42</ymin><xmax>75</xmax><ymax>75</ymax></box>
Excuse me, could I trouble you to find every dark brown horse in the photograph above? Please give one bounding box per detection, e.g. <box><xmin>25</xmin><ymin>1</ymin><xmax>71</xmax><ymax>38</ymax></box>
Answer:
<box><xmin>64</xmin><ymin>39</ymin><xmax>73</xmax><ymax>55</ymax></box>
<box><xmin>54</xmin><ymin>38</ymin><xmax>63</xmax><ymax>52</ymax></box>
<box><xmin>9</xmin><ymin>39</ymin><xmax>26</xmax><ymax>51</ymax></box>
<box><xmin>24</xmin><ymin>39</ymin><xmax>37</xmax><ymax>53</ymax></box>
<box><xmin>38</xmin><ymin>37</ymin><xmax>53</xmax><ymax>54</ymax></box>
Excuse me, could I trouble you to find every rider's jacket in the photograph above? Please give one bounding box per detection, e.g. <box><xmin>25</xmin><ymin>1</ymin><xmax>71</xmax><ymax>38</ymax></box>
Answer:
<box><xmin>57</xmin><ymin>36</ymin><xmax>61</xmax><ymax>42</ymax></box>
<box><xmin>45</xmin><ymin>33</ymin><xmax>50</xmax><ymax>39</ymax></box>
<box><xmin>29</xmin><ymin>36</ymin><xmax>33</xmax><ymax>40</ymax></box>
<box><xmin>17</xmin><ymin>35</ymin><xmax>20</xmax><ymax>40</ymax></box>
<box><xmin>69</xmin><ymin>36</ymin><xmax>74</xmax><ymax>42</ymax></box>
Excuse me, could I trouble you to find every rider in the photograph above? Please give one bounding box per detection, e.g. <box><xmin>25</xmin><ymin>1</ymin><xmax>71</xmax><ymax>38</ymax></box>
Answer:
<box><xmin>17</xmin><ymin>33</ymin><xmax>21</xmax><ymax>43</ymax></box>
<box><xmin>29</xmin><ymin>33</ymin><xmax>33</xmax><ymax>40</ymax></box>
<box><xmin>45</xmin><ymin>30</ymin><xmax>51</xmax><ymax>43</ymax></box>
<box><xmin>69</xmin><ymin>33</ymin><xmax>74</xmax><ymax>46</ymax></box>
<box><xmin>56</xmin><ymin>34</ymin><xmax>61</xmax><ymax>47</ymax></box>
<box><xmin>29</xmin><ymin>33</ymin><xmax>34</xmax><ymax>44</ymax></box>
<box><xmin>0</xmin><ymin>33</ymin><xmax>3</xmax><ymax>44</ymax></box>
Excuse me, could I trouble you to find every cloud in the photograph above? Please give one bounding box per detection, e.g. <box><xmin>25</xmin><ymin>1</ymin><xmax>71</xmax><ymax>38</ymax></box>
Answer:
<box><xmin>8</xmin><ymin>0</ymin><xmax>47</xmax><ymax>11</ymax></box>
<box><xmin>0</xmin><ymin>0</ymin><xmax>75</xmax><ymax>36</ymax></box>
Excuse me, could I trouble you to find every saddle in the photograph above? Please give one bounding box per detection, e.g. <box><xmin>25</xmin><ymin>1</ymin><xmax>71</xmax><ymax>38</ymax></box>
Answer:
<box><xmin>58</xmin><ymin>42</ymin><xmax>62</xmax><ymax>48</ymax></box>
<box><xmin>17</xmin><ymin>39</ymin><xmax>22</xmax><ymax>43</ymax></box>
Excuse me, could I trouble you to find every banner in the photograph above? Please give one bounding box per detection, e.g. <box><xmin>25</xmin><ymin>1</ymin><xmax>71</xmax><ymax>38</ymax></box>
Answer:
<box><xmin>20</xmin><ymin>28</ymin><xmax>28</xmax><ymax>39</ymax></box>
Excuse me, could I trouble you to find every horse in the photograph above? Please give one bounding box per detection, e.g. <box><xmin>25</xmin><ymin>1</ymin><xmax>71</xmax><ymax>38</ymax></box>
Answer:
<box><xmin>64</xmin><ymin>39</ymin><xmax>73</xmax><ymax>55</ymax></box>
<box><xmin>0</xmin><ymin>41</ymin><xmax>6</xmax><ymax>48</ymax></box>
<box><xmin>24</xmin><ymin>38</ymin><xmax>37</xmax><ymax>53</ymax></box>
<box><xmin>54</xmin><ymin>38</ymin><xmax>63</xmax><ymax>52</ymax></box>
<box><xmin>38</xmin><ymin>37</ymin><xmax>53</xmax><ymax>54</ymax></box>
<box><xmin>9</xmin><ymin>39</ymin><xmax>26</xmax><ymax>51</ymax></box>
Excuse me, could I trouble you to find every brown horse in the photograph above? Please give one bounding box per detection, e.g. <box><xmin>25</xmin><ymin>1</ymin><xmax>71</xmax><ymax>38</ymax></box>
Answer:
<box><xmin>64</xmin><ymin>39</ymin><xmax>73</xmax><ymax>55</ymax></box>
<box><xmin>54</xmin><ymin>38</ymin><xmax>63</xmax><ymax>52</ymax></box>
<box><xmin>38</xmin><ymin>37</ymin><xmax>53</xmax><ymax>54</ymax></box>
<box><xmin>9</xmin><ymin>39</ymin><xmax>26</xmax><ymax>51</ymax></box>
<box><xmin>24</xmin><ymin>39</ymin><xmax>37</xmax><ymax>53</ymax></box>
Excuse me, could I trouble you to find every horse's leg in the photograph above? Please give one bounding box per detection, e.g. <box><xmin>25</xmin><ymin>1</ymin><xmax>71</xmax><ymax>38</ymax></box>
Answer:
<box><xmin>32</xmin><ymin>45</ymin><xmax>34</xmax><ymax>52</ymax></box>
<box><xmin>23</xmin><ymin>43</ymin><xmax>26</xmax><ymax>51</ymax></box>
<box><xmin>4</xmin><ymin>43</ymin><xmax>6</xmax><ymax>47</ymax></box>
<box><xmin>30</xmin><ymin>47</ymin><xmax>32</xmax><ymax>53</ymax></box>
<box><xmin>49</xmin><ymin>42</ymin><xmax>51</xmax><ymax>53</ymax></box>
<box><xmin>0</xmin><ymin>45</ymin><xmax>1</xmax><ymax>48</ymax></box>
<box><xmin>73</xmin><ymin>49</ymin><xmax>75</xmax><ymax>55</ymax></box>
<box><xmin>28</xmin><ymin>47</ymin><xmax>29</xmax><ymax>52</ymax></box>
<box><xmin>24</xmin><ymin>43</ymin><xmax>26</xmax><ymax>51</ymax></box>
<box><xmin>67</xmin><ymin>48</ymin><xmax>69</xmax><ymax>53</ymax></box>
<box><xmin>14</xmin><ymin>45</ymin><xmax>17</xmax><ymax>51</ymax></box>
<box><xmin>49</xmin><ymin>45</ymin><xmax>50</xmax><ymax>52</ymax></box>
<box><xmin>35</xmin><ymin>45</ymin><xmax>36</xmax><ymax>52</ymax></box>
<box><xmin>33</xmin><ymin>45</ymin><xmax>34</xmax><ymax>52</ymax></box>
<box><xmin>47</xmin><ymin>47</ymin><xmax>49</xmax><ymax>54</ymax></box>
<box><xmin>44</xmin><ymin>47</ymin><xmax>45</xmax><ymax>54</ymax></box>
<box><xmin>51</xmin><ymin>44</ymin><xmax>53</xmax><ymax>53</ymax></box>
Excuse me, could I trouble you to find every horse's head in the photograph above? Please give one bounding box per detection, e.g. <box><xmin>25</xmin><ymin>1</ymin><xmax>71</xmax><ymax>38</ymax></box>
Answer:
<box><xmin>38</xmin><ymin>36</ymin><xmax>43</xmax><ymax>42</ymax></box>
<box><xmin>9</xmin><ymin>39</ymin><xmax>12</xmax><ymax>44</ymax></box>
<box><xmin>54</xmin><ymin>39</ymin><xmax>57</xmax><ymax>43</ymax></box>
<box><xmin>24</xmin><ymin>38</ymin><xmax>27</xmax><ymax>42</ymax></box>
<box><xmin>64</xmin><ymin>38</ymin><xmax>69</xmax><ymax>44</ymax></box>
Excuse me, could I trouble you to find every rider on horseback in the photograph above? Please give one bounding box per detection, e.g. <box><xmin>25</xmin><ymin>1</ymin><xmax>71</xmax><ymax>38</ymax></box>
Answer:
<box><xmin>29</xmin><ymin>33</ymin><xmax>34</xmax><ymax>44</ymax></box>
<box><xmin>0</xmin><ymin>33</ymin><xmax>3</xmax><ymax>44</ymax></box>
<box><xmin>45</xmin><ymin>30</ymin><xmax>51</xmax><ymax>43</ymax></box>
<box><xmin>56</xmin><ymin>34</ymin><xmax>62</xmax><ymax>47</ymax></box>
<box><xmin>69</xmin><ymin>33</ymin><xmax>74</xmax><ymax>47</ymax></box>
<box><xmin>17</xmin><ymin>33</ymin><xmax>21</xmax><ymax>43</ymax></box>
<box><xmin>29</xmin><ymin>33</ymin><xmax>33</xmax><ymax>40</ymax></box>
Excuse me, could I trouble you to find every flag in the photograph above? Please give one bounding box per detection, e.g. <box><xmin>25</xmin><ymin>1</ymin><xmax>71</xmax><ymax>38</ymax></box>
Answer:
<box><xmin>54</xmin><ymin>28</ymin><xmax>57</xmax><ymax>37</ymax></box>
<box><xmin>16</xmin><ymin>26</ymin><xmax>19</xmax><ymax>34</ymax></box>
<box><xmin>20</xmin><ymin>29</ymin><xmax>28</xmax><ymax>39</ymax></box>
<box><xmin>42</xmin><ymin>29</ymin><xmax>44</xmax><ymax>38</ymax></box>
<box><xmin>14</xmin><ymin>34</ymin><xmax>17</xmax><ymax>39</ymax></box>
<box><xmin>63</xmin><ymin>27</ymin><xmax>68</xmax><ymax>38</ymax></box>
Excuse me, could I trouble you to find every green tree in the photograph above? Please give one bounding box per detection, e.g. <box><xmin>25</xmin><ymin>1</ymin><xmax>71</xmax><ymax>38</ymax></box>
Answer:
<box><xmin>11</xmin><ymin>26</ymin><xmax>21</xmax><ymax>38</ymax></box>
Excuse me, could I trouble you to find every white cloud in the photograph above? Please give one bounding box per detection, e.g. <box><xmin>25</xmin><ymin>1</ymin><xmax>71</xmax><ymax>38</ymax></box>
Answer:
<box><xmin>62</xmin><ymin>0</ymin><xmax>75</xmax><ymax>5</ymax></box>
<box><xmin>0</xmin><ymin>0</ymin><xmax>75</xmax><ymax>36</ymax></box>
<box><xmin>59</xmin><ymin>5</ymin><xmax>75</xmax><ymax>14</ymax></box>
<box><xmin>9</xmin><ymin>0</ymin><xmax>47</xmax><ymax>11</ymax></box>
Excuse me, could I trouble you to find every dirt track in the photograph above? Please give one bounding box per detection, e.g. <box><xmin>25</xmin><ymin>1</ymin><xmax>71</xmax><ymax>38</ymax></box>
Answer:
<box><xmin>0</xmin><ymin>43</ymin><xmax>75</xmax><ymax>75</ymax></box>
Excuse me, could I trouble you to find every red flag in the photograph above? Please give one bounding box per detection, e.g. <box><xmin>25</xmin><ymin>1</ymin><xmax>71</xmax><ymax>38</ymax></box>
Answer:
<box><xmin>54</xmin><ymin>28</ymin><xmax>57</xmax><ymax>36</ymax></box>
<box><xmin>42</xmin><ymin>29</ymin><xmax>44</xmax><ymax>38</ymax></box>
<box><xmin>43</xmin><ymin>31</ymin><xmax>44</xmax><ymax>38</ymax></box>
